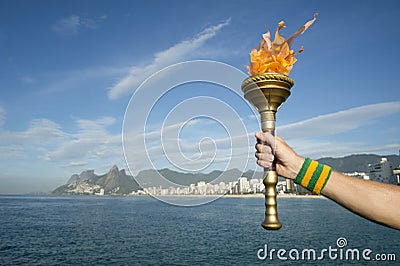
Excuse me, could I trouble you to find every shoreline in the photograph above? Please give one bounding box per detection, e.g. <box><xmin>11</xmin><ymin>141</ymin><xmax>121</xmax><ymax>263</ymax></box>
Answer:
<box><xmin>140</xmin><ymin>193</ymin><xmax>326</xmax><ymax>199</ymax></box>
<box><xmin>223</xmin><ymin>193</ymin><xmax>324</xmax><ymax>199</ymax></box>
<box><xmin>2</xmin><ymin>193</ymin><xmax>325</xmax><ymax>199</ymax></box>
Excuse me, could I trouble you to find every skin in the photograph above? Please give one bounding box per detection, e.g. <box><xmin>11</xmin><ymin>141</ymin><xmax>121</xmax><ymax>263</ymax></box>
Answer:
<box><xmin>255</xmin><ymin>132</ymin><xmax>400</xmax><ymax>230</ymax></box>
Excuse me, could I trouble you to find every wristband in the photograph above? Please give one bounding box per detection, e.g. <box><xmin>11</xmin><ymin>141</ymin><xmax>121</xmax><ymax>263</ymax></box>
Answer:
<box><xmin>294</xmin><ymin>158</ymin><xmax>332</xmax><ymax>194</ymax></box>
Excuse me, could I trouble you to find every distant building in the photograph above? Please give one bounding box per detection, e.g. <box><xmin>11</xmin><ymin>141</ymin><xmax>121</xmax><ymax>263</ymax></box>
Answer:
<box><xmin>95</xmin><ymin>188</ymin><xmax>105</xmax><ymax>196</ymax></box>
<box><xmin>277</xmin><ymin>180</ymin><xmax>287</xmax><ymax>193</ymax></box>
<box><xmin>232</xmin><ymin>182</ymin><xmax>239</xmax><ymax>194</ymax></box>
<box><xmin>344</xmin><ymin>172</ymin><xmax>369</xmax><ymax>180</ymax></box>
<box><xmin>286</xmin><ymin>179</ymin><xmax>295</xmax><ymax>191</ymax></box>
<box><xmin>238</xmin><ymin>177</ymin><xmax>250</xmax><ymax>193</ymax></box>
<box><xmin>367</xmin><ymin>158</ymin><xmax>396</xmax><ymax>184</ymax></box>
<box><xmin>249</xmin><ymin>178</ymin><xmax>262</xmax><ymax>193</ymax></box>
<box><xmin>393</xmin><ymin>167</ymin><xmax>400</xmax><ymax>186</ymax></box>
<box><xmin>197</xmin><ymin>181</ymin><xmax>206</xmax><ymax>195</ymax></box>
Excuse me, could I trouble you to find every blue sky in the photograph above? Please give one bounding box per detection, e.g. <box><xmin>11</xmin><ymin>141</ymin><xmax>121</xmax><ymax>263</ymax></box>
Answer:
<box><xmin>1</xmin><ymin>0</ymin><xmax>400</xmax><ymax>193</ymax></box>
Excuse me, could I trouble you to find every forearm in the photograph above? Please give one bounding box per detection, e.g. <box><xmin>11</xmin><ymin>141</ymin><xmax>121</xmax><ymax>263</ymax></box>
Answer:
<box><xmin>321</xmin><ymin>171</ymin><xmax>400</xmax><ymax>230</ymax></box>
<box><xmin>256</xmin><ymin>133</ymin><xmax>400</xmax><ymax>230</ymax></box>
<box><xmin>288</xmin><ymin>156</ymin><xmax>400</xmax><ymax>230</ymax></box>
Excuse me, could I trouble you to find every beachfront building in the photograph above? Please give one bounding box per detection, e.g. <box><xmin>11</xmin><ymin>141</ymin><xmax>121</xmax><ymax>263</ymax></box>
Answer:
<box><xmin>393</xmin><ymin>166</ymin><xmax>400</xmax><ymax>186</ymax></box>
<box><xmin>286</xmin><ymin>179</ymin><xmax>295</xmax><ymax>191</ymax></box>
<box><xmin>277</xmin><ymin>180</ymin><xmax>287</xmax><ymax>193</ymax></box>
<box><xmin>238</xmin><ymin>177</ymin><xmax>250</xmax><ymax>194</ymax></box>
<box><xmin>249</xmin><ymin>178</ymin><xmax>263</xmax><ymax>193</ymax></box>
<box><xmin>367</xmin><ymin>158</ymin><xmax>396</xmax><ymax>185</ymax></box>
<box><xmin>343</xmin><ymin>172</ymin><xmax>369</xmax><ymax>180</ymax></box>
<box><xmin>197</xmin><ymin>181</ymin><xmax>206</xmax><ymax>195</ymax></box>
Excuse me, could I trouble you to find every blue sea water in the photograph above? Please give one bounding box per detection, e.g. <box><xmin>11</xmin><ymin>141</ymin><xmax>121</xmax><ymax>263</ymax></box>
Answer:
<box><xmin>0</xmin><ymin>195</ymin><xmax>398</xmax><ymax>265</ymax></box>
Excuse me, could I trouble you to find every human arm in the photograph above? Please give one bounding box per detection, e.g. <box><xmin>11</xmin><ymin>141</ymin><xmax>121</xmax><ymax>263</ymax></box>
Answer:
<box><xmin>255</xmin><ymin>132</ymin><xmax>400</xmax><ymax>230</ymax></box>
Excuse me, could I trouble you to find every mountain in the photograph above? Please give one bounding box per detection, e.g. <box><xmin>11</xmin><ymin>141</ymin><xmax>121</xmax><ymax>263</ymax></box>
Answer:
<box><xmin>67</xmin><ymin>170</ymin><xmax>96</xmax><ymax>185</ymax></box>
<box><xmin>134</xmin><ymin>154</ymin><xmax>400</xmax><ymax>187</ymax></box>
<box><xmin>53</xmin><ymin>165</ymin><xmax>140</xmax><ymax>195</ymax></box>
<box><xmin>53</xmin><ymin>166</ymin><xmax>262</xmax><ymax>195</ymax></box>
<box><xmin>318</xmin><ymin>154</ymin><xmax>400</xmax><ymax>173</ymax></box>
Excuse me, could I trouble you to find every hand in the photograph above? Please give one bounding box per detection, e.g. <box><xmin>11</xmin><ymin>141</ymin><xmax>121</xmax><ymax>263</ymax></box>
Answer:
<box><xmin>255</xmin><ymin>132</ymin><xmax>304</xmax><ymax>180</ymax></box>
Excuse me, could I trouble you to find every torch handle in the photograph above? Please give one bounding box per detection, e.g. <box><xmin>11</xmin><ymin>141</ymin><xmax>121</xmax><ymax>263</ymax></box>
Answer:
<box><xmin>261</xmin><ymin>126</ymin><xmax>282</xmax><ymax>230</ymax></box>
<box><xmin>262</xmin><ymin>168</ymin><xmax>282</xmax><ymax>230</ymax></box>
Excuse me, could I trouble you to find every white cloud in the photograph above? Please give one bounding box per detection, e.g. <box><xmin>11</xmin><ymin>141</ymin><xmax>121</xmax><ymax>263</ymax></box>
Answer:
<box><xmin>38</xmin><ymin>65</ymin><xmax>130</xmax><ymax>95</ymax></box>
<box><xmin>0</xmin><ymin>145</ymin><xmax>24</xmax><ymax>158</ymax></box>
<box><xmin>76</xmin><ymin>116</ymin><xmax>116</xmax><ymax>132</ymax></box>
<box><xmin>52</xmin><ymin>15</ymin><xmax>80</xmax><ymax>36</ymax></box>
<box><xmin>0</xmin><ymin>115</ymin><xmax>122</xmax><ymax>170</ymax></box>
<box><xmin>61</xmin><ymin>161</ymin><xmax>89</xmax><ymax>168</ymax></box>
<box><xmin>0</xmin><ymin>117</ymin><xmax>72</xmax><ymax>164</ymax></box>
<box><xmin>290</xmin><ymin>139</ymin><xmax>400</xmax><ymax>159</ymax></box>
<box><xmin>51</xmin><ymin>14</ymin><xmax>107</xmax><ymax>36</ymax></box>
<box><xmin>272</xmin><ymin>102</ymin><xmax>400</xmax><ymax>158</ymax></box>
<box><xmin>44</xmin><ymin>116</ymin><xmax>121</xmax><ymax>161</ymax></box>
<box><xmin>278</xmin><ymin>102</ymin><xmax>400</xmax><ymax>139</ymax></box>
<box><xmin>3</xmin><ymin>118</ymin><xmax>68</xmax><ymax>145</ymax></box>
<box><xmin>107</xmin><ymin>19</ymin><xmax>231</xmax><ymax>100</ymax></box>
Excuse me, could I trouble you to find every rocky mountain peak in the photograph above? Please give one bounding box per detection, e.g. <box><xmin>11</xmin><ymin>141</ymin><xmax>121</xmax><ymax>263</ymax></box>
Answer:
<box><xmin>67</xmin><ymin>174</ymin><xmax>80</xmax><ymax>185</ymax></box>
<box><xmin>54</xmin><ymin>165</ymin><xmax>140</xmax><ymax>195</ymax></box>
<box><xmin>119</xmin><ymin>169</ymin><xmax>126</xmax><ymax>176</ymax></box>
<box><xmin>107</xmin><ymin>165</ymin><xmax>120</xmax><ymax>179</ymax></box>
<box><xmin>80</xmin><ymin>169</ymin><xmax>95</xmax><ymax>180</ymax></box>
<box><xmin>67</xmin><ymin>169</ymin><xmax>96</xmax><ymax>185</ymax></box>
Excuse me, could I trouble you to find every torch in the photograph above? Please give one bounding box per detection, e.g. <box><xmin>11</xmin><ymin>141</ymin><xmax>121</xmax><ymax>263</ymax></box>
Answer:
<box><xmin>242</xmin><ymin>14</ymin><xmax>317</xmax><ymax>230</ymax></box>
<box><xmin>242</xmin><ymin>73</ymin><xmax>293</xmax><ymax>230</ymax></box>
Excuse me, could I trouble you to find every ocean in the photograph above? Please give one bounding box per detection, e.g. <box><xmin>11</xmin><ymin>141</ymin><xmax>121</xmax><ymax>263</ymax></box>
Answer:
<box><xmin>0</xmin><ymin>195</ymin><xmax>398</xmax><ymax>265</ymax></box>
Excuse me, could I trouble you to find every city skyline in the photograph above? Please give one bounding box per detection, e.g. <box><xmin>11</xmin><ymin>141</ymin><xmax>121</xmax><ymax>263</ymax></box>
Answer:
<box><xmin>53</xmin><ymin>154</ymin><xmax>400</xmax><ymax>197</ymax></box>
<box><xmin>1</xmin><ymin>0</ymin><xmax>400</xmax><ymax>193</ymax></box>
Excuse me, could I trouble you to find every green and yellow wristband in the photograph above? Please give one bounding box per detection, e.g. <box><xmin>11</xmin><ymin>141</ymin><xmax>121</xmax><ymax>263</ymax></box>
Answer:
<box><xmin>294</xmin><ymin>158</ymin><xmax>332</xmax><ymax>195</ymax></box>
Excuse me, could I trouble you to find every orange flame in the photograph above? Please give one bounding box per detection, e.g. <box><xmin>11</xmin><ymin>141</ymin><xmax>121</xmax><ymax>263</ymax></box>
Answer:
<box><xmin>245</xmin><ymin>13</ymin><xmax>318</xmax><ymax>76</ymax></box>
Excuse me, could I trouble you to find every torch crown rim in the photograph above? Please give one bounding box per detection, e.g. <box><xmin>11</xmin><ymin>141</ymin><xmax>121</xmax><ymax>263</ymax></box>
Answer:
<box><xmin>241</xmin><ymin>72</ymin><xmax>294</xmax><ymax>89</ymax></box>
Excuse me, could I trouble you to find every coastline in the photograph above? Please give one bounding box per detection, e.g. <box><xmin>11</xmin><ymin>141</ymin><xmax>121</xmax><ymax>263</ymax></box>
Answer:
<box><xmin>147</xmin><ymin>193</ymin><xmax>326</xmax><ymax>199</ymax></box>
<box><xmin>222</xmin><ymin>193</ymin><xmax>325</xmax><ymax>199</ymax></box>
<box><xmin>6</xmin><ymin>193</ymin><xmax>326</xmax><ymax>199</ymax></box>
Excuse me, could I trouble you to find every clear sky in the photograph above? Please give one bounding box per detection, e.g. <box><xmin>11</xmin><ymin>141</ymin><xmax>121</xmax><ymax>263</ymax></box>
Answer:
<box><xmin>1</xmin><ymin>0</ymin><xmax>400</xmax><ymax>193</ymax></box>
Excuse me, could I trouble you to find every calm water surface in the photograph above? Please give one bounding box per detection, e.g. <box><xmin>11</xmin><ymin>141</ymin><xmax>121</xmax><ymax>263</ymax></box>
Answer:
<box><xmin>0</xmin><ymin>195</ymin><xmax>398</xmax><ymax>265</ymax></box>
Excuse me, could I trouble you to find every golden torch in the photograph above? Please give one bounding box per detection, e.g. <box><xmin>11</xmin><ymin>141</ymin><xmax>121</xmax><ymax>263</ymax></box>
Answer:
<box><xmin>241</xmin><ymin>14</ymin><xmax>317</xmax><ymax>230</ymax></box>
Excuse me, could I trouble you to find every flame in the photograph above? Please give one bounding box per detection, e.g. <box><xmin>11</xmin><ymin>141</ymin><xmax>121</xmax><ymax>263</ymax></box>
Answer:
<box><xmin>245</xmin><ymin>13</ymin><xmax>318</xmax><ymax>76</ymax></box>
